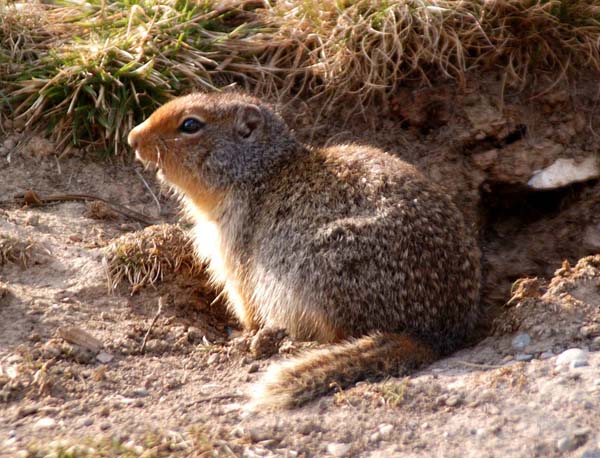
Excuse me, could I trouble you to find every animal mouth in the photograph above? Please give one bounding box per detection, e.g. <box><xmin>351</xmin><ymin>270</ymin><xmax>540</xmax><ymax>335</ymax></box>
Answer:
<box><xmin>134</xmin><ymin>148</ymin><xmax>159</xmax><ymax>171</ymax></box>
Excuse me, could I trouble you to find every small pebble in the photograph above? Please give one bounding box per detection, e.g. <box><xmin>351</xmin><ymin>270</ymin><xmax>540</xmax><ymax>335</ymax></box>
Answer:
<box><xmin>96</xmin><ymin>352</ymin><xmax>114</xmax><ymax>363</ymax></box>
<box><xmin>34</xmin><ymin>417</ymin><xmax>56</xmax><ymax>429</ymax></box>
<box><xmin>131</xmin><ymin>388</ymin><xmax>149</xmax><ymax>397</ymax></box>
<box><xmin>378</xmin><ymin>423</ymin><xmax>394</xmax><ymax>439</ymax></box>
<box><xmin>25</xmin><ymin>214</ymin><xmax>39</xmax><ymax>226</ymax></box>
<box><xmin>326</xmin><ymin>442</ymin><xmax>352</xmax><ymax>457</ymax></box>
<box><xmin>445</xmin><ymin>395</ymin><xmax>461</xmax><ymax>407</ymax></box>
<box><xmin>556</xmin><ymin>349</ymin><xmax>588</xmax><ymax>369</ymax></box>
<box><xmin>540</xmin><ymin>351</ymin><xmax>554</xmax><ymax>360</ymax></box>
<box><xmin>100</xmin><ymin>422</ymin><xmax>111</xmax><ymax>431</ymax></box>
<box><xmin>247</xmin><ymin>363</ymin><xmax>260</xmax><ymax>374</ymax></box>
<box><xmin>298</xmin><ymin>422</ymin><xmax>319</xmax><ymax>435</ymax></box>
<box><xmin>81</xmin><ymin>418</ymin><xmax>94</xmax><ymax>427</ymax></box>
<box><xmin>511</xmin><ymin>333</ymin><xmax>531</xmax><ymax>351</ymax></box>
<box><xmin>248</xmin><ymin>427</ymin><xmax>271</xmax><ymax>443</ymax></box>
<box><xmin>557</xmin><ymin>436</ymin><xmax>577</xmax><ymax>453</ymax></box>
<box><xmin>487</xmin><ymin>405</ymin><xmax>500</xmax><ymax>415</ymax></box>
<box><xmin>515</xmin><ymin>353</ymin><xmax>534</xmax><ymax>362</ymax></box>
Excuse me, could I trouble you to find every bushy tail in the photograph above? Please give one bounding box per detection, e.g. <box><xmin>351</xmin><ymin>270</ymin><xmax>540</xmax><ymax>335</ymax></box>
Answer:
<box><xmin>250</xmin><ymin>332</ymin><xmax>436</xmax><ymax>410</ymax></box>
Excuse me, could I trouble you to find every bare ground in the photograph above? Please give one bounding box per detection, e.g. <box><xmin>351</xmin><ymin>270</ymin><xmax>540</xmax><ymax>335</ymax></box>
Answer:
<box><xmin>1</xmin><ymin>77</ymin><xmax>600</xmax><ymax>457</ymax></box>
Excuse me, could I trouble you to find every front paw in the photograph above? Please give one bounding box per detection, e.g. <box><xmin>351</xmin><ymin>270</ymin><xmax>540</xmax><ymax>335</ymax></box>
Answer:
<box><xmin>250</xmin><ymin>328</ymin><xmax>288</xmax><ymax>359</ymax></box>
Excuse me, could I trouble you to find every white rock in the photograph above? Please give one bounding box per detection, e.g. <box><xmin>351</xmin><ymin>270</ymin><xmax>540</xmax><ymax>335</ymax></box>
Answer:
<box><xmin>528</xmin><ymin>156</ymin><xmax>600</xmax><ymax>189</ymax></box>
<box><xmin>557</xmin><ymin>436</ymin><xmax>577</xmax><ymax>453</ymax></box>
<box><xmin>378</xmin><ymin>423</ymin><xmax>394</xmax><ymax>439</ymax></box>
<box><xmin>34</xmin><ymin>417</ymin><xmax>56</xmax><ymax>429</ymax></box>
<box><xmin>96</xmin><ymin>352</ymin><xmax>114</xmax><ymax>363</ymax></box>
<box><xmin>327</xmin><ymin>442</ymin><xmax>352</xmax><ymax>457</ymax></box>
<box><xmin>556</xmin><ymin>348</ymin><xmax>589</xmax><ymax>369</ymax></box>
<box><xmin>248</xmin><ymin>426</ymin><xmax>271</xmax><ymax>443</ymax></box>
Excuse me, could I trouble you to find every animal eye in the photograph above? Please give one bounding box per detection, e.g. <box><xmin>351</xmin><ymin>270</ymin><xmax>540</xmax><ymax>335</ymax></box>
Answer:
<box><xmin>179</xmin><ymin>117</ymin><xmax>205</xmax><ymax>134</ymax></box>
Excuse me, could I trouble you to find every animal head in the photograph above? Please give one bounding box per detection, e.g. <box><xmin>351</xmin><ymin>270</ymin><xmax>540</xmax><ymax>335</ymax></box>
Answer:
<box><xmin>128</xmin><ymin>92</ymin><xmax>296</xmax><ymax>211</ymax></box>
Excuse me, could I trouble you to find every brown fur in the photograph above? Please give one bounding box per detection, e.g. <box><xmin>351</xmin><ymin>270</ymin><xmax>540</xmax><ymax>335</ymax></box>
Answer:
<box><xmin>128</xmin><ymin>92</ymin><xmax>481</xmax><ymax>409</ymax></box>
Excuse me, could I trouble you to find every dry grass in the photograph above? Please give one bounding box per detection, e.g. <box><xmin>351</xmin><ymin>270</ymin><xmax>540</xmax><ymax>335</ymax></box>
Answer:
<box><xmin>104</xmin><ymin>224</ymin><xmax>204</xmax><ymax>294</ymax></box>
<box><xmin>374</xmin><ymin>378</ymin><xmax>410</xmax><ymax>407</ymax></box>
<box><xmin>266</xmin><ymin>0</ymin><xmax>600</xmax><ymax>109</ymax></box>
<box><xmin>24</xmin><ymin>427</ymin><xmax>219</xmax><ymax>458</ymax></box>
<box><xmin>1</xmin><ymin>0</ymin><xmax>600</xmax><ymax>154</ymax></box>
<box><xmin>0</xmin><ymin>234</ymin><xmax>34</xmax><ymax>268</ymax></box>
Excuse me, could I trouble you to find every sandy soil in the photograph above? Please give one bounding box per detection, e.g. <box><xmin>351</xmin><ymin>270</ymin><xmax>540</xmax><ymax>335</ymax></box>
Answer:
<box><xmin>1</xmin><ymin>78</ymin><xmax>600</xmax><ymax>457</ymax></box>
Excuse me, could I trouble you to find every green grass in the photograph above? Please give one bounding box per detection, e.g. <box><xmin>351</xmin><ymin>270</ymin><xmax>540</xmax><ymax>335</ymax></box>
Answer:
<box><xmin>1</xmin><ymin>0</ymin><xmax>600</xmax><ymax>156</ymax></box>
<box><xmin>0</xmin><ymin>0</ymin><xmax>253</xmax><ymax>155</ymax></box>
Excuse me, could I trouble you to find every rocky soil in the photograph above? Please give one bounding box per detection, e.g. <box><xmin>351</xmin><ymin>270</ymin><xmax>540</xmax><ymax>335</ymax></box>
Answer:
<box><xmin>1</xmin><ymin>77</ymin><xmax>600</xmax><ymax>457</ymax></box>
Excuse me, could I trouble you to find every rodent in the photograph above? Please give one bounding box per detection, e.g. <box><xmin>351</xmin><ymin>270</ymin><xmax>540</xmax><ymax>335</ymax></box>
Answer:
<box><xmin>127</xmin><ymin>92</ymin><xmax>481</xmax><ymax>409</ymax></box>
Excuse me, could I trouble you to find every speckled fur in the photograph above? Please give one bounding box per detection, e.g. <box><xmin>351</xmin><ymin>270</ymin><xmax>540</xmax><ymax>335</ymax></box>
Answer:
<box><xmin>128</xmin><ymin>92</ymin><xmax>481</xmax><ymax>409</ymax></box>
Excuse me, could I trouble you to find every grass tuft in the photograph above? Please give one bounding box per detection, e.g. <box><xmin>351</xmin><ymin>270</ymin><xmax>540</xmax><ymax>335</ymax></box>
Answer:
<box><xmin>0</xmin><ymin>234</ymin><xmax>34</xmax><ymax>268</ymax></box>
<box><xmin>104</xmin><ymin>223</ymin><xmax>203</xmax><ymax>294</ymax></box>
<box><xmin>2</xmin><ymin>0</ymin><xmax>600</xmax><ymax>154</ymax></box>
<box><xmin>375</xmin><ymin>378</ymin><xmax>409</xmax><ymax>407</ymax></box>
<box><xmin>1</xmin><ymin>0</ymin><xmax>272</xmax><ymax>155</ymax></box>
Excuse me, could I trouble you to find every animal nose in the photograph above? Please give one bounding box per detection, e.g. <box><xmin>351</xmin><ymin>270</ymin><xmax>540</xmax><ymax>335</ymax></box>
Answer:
<box><xmin>127</xmin><ymin>126</ymin><xmax>140</xmax><ymax>150</ymax></box>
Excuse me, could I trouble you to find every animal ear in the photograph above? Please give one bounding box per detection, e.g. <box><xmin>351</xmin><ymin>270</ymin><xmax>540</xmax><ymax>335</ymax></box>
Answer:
<box><xmin>234</xmin><ymin>104</ymin><xmax>264</xmax><ymax>139</ymax></box>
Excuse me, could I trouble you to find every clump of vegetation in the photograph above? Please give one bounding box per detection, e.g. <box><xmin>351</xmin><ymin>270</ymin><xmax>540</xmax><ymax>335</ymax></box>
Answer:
<box><xmin>2</xmin><ymin>0</ymin><xmax>600</xmax><ymax>154</ymax></box>
<box><xmin>374</xmin><ymin>378</ymin><xmax>410</xmax><ymax>407</ymax></box>
<box><xmin>270</xmin><ymin>0</ymin><xmax>600</xmax><ymax>108</ymax></box>
<box><xmin>0</xmin><ymin>0</ymin><xmax>268</xmax><ymax>155</ymax></box>
<box><xmin>0</xmin><ymin>234</ymin><xmax>34</xmax><ymax>268</ymax></box>
<box><xmin>104</xmin><ymin>223</ymin><xmax>204</xmax><ymax>294</ymax></box>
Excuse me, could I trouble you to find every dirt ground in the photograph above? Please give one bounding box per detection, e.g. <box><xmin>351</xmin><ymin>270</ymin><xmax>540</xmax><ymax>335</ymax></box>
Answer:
<box><xmin>1</xmin><ymin>77</ymin><xmax>600</xmax><ymax>457</ymax></box>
